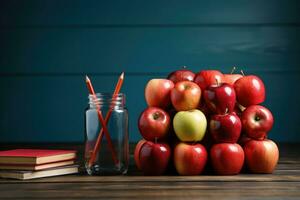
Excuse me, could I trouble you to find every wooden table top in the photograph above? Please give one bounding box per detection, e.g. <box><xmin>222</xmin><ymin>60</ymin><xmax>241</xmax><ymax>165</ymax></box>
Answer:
<box><xmin>0</xmin><ymin>143</ymin><xmax>299</xmax><ymax>200</ymax></box>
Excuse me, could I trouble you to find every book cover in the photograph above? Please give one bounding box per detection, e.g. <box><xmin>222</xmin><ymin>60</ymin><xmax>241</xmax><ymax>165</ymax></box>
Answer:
<box><xmin>0</xmin><ymin>149</ymin><xmax>76</xmax><ymax>165</ymax></box>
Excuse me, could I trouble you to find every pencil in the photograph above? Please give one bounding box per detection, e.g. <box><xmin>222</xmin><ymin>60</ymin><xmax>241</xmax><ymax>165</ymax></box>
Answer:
<box><xmin>87</xmin><ymin>72</ymin><xmax>124</xmax><ymax>167</ymax></box>
<box><xmin>85</xmin><ymin>75</ymin><xmax>120</xmax><ymax>166</ymax></box>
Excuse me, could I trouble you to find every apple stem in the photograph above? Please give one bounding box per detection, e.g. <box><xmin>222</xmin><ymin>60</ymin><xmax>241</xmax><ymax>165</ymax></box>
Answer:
<box><xmin>230</xmin><ymin>66</ymin><xmax>236</xmax><ymax>74</ymax></box>
<box><xmin>240</xmin><ymin>70</ymin><xmax>245</xmax><ymax>76</ymax></box>
<box><xmin>215</xmin><ymin>78</ymin><xmax>220</xmax><ymax>86</ymax></box>
<box><xmin>155</xmin><ymin>137</ymin><xmax>158</xmax><ymax>144</ymax></box>
<box><xmin>225</xmin><ymin>107</ymin><xmax>229</xmax><ymax>114</ymax></box>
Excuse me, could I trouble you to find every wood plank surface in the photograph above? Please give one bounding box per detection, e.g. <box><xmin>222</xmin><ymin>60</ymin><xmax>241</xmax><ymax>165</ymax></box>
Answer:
<box><xmin>0</xmin><ymin>143</ymin><xmax>299</xmax><ymax>199</ymax></box>
<box><xmin>0</xmin><ymin>182</ymin><xmax>299</xmax><ymax>200</ymax></box>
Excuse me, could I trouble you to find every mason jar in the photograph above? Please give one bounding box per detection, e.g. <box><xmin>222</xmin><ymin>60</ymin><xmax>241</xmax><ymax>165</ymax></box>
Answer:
<box><xmin>84</xmin><ymin>93</ymin><xmax>129</xmax><ymax>175</ymax></box>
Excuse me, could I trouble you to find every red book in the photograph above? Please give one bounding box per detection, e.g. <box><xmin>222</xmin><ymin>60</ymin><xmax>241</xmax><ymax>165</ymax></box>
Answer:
<box><xmin>0</xmin><ymin>149</ymin><xmax>76</xmax><ymax>165</ymax></box>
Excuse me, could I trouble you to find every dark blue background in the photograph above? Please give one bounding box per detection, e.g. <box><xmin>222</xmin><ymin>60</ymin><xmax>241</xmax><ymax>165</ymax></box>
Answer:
<box><xmin>0</xmin><ymin>0</ymin><xmax>299</xmax><ymax>142</ymax></box>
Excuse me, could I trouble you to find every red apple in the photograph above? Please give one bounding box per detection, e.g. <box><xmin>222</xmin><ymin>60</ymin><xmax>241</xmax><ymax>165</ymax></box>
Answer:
<box><xmin>138</xmin><ymin>107</ymin><xmax>170</xmax><ymax>141</ymax></box>
<box><xmin>167</xmin><ymin>69</ymin><xmax>195</xmax><ymax>83</ymax></box>
<box><xmin>139</xmin><ymin>141</ymin><xmax>171</xmax><ymax>175</ymax></box>
<box><xmin>210</xmin><ymin>143</ymin><xmax>244</xmax><ymax>175</ymax></box>
<box><xmin>145</xmin><ymin>79</ymin><xmax>174</xmax><ymax>109</ymax></box>
<box><xmin>174</xmin><ymin>142</ymin><xmax>207</xmax><ymax>175</ymax></box>
<box><xmin>134</xmin><ymin>139</ymin><xmax>147</xmax><ymax>170</ymax></box>
<box><xmin>241</xmin><ymin>105</ymin><xmax>274</xmax><ymax>140</ymax></box>
<box><xmin>244</xmin><ymin>139</ymin><xmax>279</xmax><ymax>173</ymax></box>
<box><xmin>194</xmin><ymin>70</ymin><xmax>225</xmax><ymax>91</ymax></box>
<box><xmin>203</xmin><ymin>83</ymin><xmax>236</xmax><ymax>114</ymax></box>
<box><xmin>171</xmin><ymin>81</ymin><xmax>201</xmax><ymax>111</ymax></box>
<box><xmin>234</xmin><ymin>75</ymin><xmax>265</xmax><ymax>107</ymax></box>
<box><xmin>224</xmin><ymin>74</ymin><xmax>243</xmax><ymax>85</ymax></box>
<box><xmin>210</xmin><ymin>112</ymin><xmax>242</xmax><ymax>143</ymax></box>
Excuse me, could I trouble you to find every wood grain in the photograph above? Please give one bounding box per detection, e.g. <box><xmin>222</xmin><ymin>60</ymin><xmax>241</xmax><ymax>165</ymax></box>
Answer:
<box><xmin>0</xmin><ymin>182</ymin><xmax>299</xmax><ymax>200</ymax></box>
<box><xmin>0</xmin><ymin>143</ymin><xmax>299</xmax><ymax>199</ymax></box>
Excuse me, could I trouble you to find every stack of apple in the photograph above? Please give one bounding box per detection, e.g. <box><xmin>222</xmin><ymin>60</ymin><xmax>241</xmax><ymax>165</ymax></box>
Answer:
<box><xmin>134</xmin><ymin>68</ymin><xmax>279</xmax><ymax>175</ymax></box>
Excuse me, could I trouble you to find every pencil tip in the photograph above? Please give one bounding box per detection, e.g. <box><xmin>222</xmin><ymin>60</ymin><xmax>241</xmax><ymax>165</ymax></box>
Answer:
<box><xmin>120</xmin><ymin>72</ymin><xmax>124</xmax><ymax>79</ymax></box>
<box><xmin>85</xmin><ymin>75</ymin><xmax>90</xmax><ymax>82</ymax></box>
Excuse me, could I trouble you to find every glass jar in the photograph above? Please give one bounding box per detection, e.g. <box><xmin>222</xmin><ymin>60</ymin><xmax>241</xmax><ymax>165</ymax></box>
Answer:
<box><xmin>84</xmin><ymin>93</ymin><xmax>129</xmax><ymax>175</ymax></box>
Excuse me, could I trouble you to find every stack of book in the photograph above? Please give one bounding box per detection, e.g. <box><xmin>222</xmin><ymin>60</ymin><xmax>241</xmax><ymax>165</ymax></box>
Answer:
<box><xmin>0</xmin><ymin>149</ymin><xmax>78</xmax><ymax>180</ymax></box>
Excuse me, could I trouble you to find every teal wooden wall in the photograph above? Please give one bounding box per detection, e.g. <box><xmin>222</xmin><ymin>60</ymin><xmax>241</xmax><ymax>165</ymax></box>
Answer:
<box><xmin>0</xmin><ymin>0</ymin><xmax>300</xmax><ymax>142</ymax></box>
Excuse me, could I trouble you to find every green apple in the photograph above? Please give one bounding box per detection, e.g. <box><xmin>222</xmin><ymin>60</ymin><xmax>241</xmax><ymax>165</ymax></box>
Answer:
<box><xmin>173</xmin><ymin>109</ymin><xmax>207</xmax><ymax>142</ymax></box>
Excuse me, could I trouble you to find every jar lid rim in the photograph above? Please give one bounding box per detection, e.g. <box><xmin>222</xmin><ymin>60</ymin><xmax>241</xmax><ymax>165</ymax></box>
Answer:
<box><xmin>88</xmin><ymin>93</ymin><xmax>125</xmax><ymax>97</ymax></box>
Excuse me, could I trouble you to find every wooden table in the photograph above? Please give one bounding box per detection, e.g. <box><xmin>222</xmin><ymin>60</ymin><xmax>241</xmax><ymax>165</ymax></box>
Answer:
<box><xmin>0</xmin><ymin>143</ymin><xmax>299</xmax><ymax>200</ymax></box>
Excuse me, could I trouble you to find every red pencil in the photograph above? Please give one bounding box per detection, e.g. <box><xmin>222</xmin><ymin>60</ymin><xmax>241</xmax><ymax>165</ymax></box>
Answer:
<box><xmin>88</xmin><ymin>72</ymin><xmax>124</xmax><ymax>167</ymax></box>
<box><xmin>85</xmin><ymin>75</ymin><xmax>119</xmax><ymax>166</ymax></box>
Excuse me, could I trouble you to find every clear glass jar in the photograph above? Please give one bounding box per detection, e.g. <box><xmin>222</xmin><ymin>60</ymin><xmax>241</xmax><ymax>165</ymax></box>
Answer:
<box><xmin>84</xmin><ymin>93</ymin><xmax>129</xmax><ymax>175</ymax></box>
